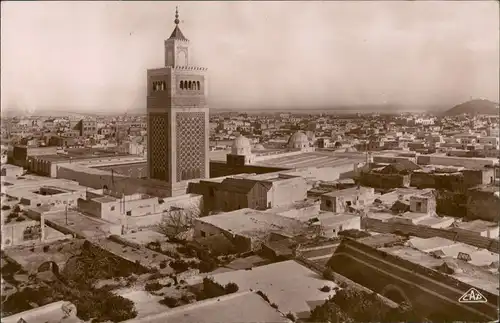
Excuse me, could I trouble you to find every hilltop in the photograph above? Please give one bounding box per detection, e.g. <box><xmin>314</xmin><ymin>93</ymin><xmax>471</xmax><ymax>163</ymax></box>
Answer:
<box><xmin>443</xmin><ymin>99</ymin><xmax>499</xmax><ymax>116</ymax></box>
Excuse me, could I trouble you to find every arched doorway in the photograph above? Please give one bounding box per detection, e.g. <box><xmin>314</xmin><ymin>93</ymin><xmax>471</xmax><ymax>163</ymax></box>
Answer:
<box><xmin>37</xmin><ymin>261</ymin><xmax>60</xmax><ymax>277</ymax></box>
<box><xmin>381</xmin><ymin>284</ymin><xmax>411</xmax><ymax>305</ymax></box>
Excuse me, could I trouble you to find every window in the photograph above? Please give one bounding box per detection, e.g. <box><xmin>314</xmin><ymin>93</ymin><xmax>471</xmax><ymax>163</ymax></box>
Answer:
<box><xmin>126</xmin><ymin>211</ymin><xmax>131</xmax><ymax>216</ymax></box>
<box><xmin>416</xmin><ymin>202</ymin><xmax>422</xmax><ymax>211</ymax></box>
<box><xmin>346</xmin><ymin>201</ymin><xmax>352</xmax><ymax>207</ymax></box>
<box><xmin>110</xmin><ymin>206</ymin><xmax>115</xmax><ymax>211</ymax></box>
<box><xmin>197</xmin><ymin>81</ymin><xmax>201</xmax><ymax>90</ymax></box>
<box><xmin>209</xmin><ymin>188</ymin><xmax>215</xmax><ymax>197</ymax></box>
<box><xmin>268</xmin><ymin>202</ymin><xmax>272</xmax><ymax>208</ymax></box>
<box><xmin>200</xmin><ymin>230</ymin><xmax>206</xmax><ymax>237</ymax></box>
<box><xmin>325</xmin><ymin>200</ymin><xmax>332</xmax><ymax>208</ymax></box>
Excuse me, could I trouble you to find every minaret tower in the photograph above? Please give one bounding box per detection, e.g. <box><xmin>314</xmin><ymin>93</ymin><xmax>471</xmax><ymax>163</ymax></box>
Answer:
<box><xmin>147</xmin><ymin>8</ymin><xmax>209</xmax><ymax>197</ymax></box>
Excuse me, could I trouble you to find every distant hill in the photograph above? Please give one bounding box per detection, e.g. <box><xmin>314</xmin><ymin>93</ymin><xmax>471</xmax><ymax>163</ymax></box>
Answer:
<box><xmin>444</xmin><ymin>99</ymin><xmax>499</xmax><ymax>116</ymax></box>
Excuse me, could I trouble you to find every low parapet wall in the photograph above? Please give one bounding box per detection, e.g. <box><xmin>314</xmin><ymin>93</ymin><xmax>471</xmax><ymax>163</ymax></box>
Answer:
<box><xmin>295</xmin><ymin>256</ymin><xmax>399</xmax><ymax>308</ymax></box>
<box><xmin>362</xmin><ymin>217</ymin><xmax>499</xmax><ymax>253</ymax></box>
<box><xmin>336</xmin><ymin>238</ymin><xmax>498</xmax><ymax>307</ymax></box>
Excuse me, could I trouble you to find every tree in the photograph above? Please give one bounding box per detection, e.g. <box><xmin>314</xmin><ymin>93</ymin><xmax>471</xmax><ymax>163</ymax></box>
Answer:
<box><xmin>309</xmin><ymin>299</ymin><xmax>354</xmax><ymax>323</ymax></box>
<box><xmin>310</xmin><ymin>287</ymin><xmax>433</xmax><ymax>323</ymax></box>
<box><xmin>158</xmin><ymin>207</ymin><xmax>199</xmax><ymax>238</ymax></box>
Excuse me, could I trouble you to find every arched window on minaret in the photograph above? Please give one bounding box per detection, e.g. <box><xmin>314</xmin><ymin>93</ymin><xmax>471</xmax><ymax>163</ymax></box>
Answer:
<box><xmin>197</xmin><ymin>81</ymin><xmax>200</xmax><ymax>91</ymax></box>
<box><xmin>180</xmin><ymin>81</ymin><xmax>184</xmax><ymax>89</ymax></box>
<box><xmin>188</xmin><ymin>81</ymin><xmax>192</xmax><ymax>90</ymax></box>
<box><xmin>161</xmin><ymin>81</ymin><xmax>165</xmax><ymax>90</ymax></box>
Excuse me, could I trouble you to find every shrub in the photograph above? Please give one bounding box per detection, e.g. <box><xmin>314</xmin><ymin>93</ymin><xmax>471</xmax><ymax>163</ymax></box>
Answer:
<box><xmin>320</xmin><ymin>285</ymin><xmax>331</xmax><ymax>292</ymax></box>
<box><xmin>256</xmin><ymin>290</ymin><xmax>270</xmax><ymax>303</ymax></box>
<box><xmin>2</xmin><ymin>205</ymin><xmax>11</xmax><ymax>210</ymax></box>
<box><xmin>224</xmin><ymin>282</ymin><xmax>239</xmax><ymax>294</ymax></box>
<box><xmin>323</xmin><ymin>268</ymin><xmax>335</xmax><ymax>281</ymax></box>
<box><xmin>12</xmin><ymin>205</ymin><xmax>21</xmax><ymax>213</ymax></box>
<box><xmin>160</xmin><ymin>296</ymin><xmax>179</xmax><ymax>308</ymax></box>
<box><xmin>177</xmin><ymin>245</ymin><xmax>197</xmax><ymax>257</ymax></box>
<box><xmin>145</xmin><ymin>282</ymin><xmax>163</xmax><ymax>292</ymax></box>
<box><xmin>170</xmin><ymin>260</ymin><xmax>190</xmax><ymax>273</ymax></box>
<box><xmin>271</xmin><ymin>303</ymin><xmax>278</xmax><ymax>309</ymax></box>
<box><xmin>198</xmin><ymin>259</ymin><xmax>217</xmax><ymax>273</ymax></box>
<box><xmin>285</xmin><ymin>312</ymin><xmax>297</xmax><ymax>322</ymax></box>
<box><xmin>15</xmin><ymin>217</ymin><xmax>25</xmax><ymax>222</ymax></box>
<box><xmin>201</xmin><ymin>277</ymin><xmax>226</xmax><ymax>299</ymax></box>
<box><xmin>75</xmin><ymin>290</ymin><xmax>138</xmax><ymax>322</ymax></box>
<box><xmin>180</xmin><ymin>294</ymin><xmax>193</xmax><ymax>304</ymax></box>
<box><xmin>146</xmin><ymin>241</ymin><xmax>161</xmax><ymax>251</ymax></box>
<box><xmin>159</xmin><ymin>261</ymin><xmax>167</xmax><ymax>269</ymax></box>
<box><xmin>148</xmin><ymin>272</ymin><xmax>165</xmax><ymax>281</ymax></box>
<box><xmin>43</xmin><ymin>245</ymin><xmax>50</xmax><ymax>252</ymax></box>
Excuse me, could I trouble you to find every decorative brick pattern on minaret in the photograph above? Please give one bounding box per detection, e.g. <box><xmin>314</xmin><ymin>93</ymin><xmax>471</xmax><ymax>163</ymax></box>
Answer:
<box><xmin>147</xmin><ymin>7</ymin><xmax>209</xmax><ymax>196</ymax></box>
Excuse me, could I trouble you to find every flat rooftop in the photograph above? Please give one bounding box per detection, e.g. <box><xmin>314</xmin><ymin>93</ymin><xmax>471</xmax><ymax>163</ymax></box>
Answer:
<box><xmin>120</xmin><ymin>230</ymin><xmax>168</xmax><ymax>246</ymax></box>
<box><xmin>2</xmin><ymin>300</ymin><xmax>83</xmax><ymax>323</ymax></box>
<box><xmin>323</xmin><ymin>186</ymin><xmax>373</xmax><ymax>198</ymax></box>
<box><xmin>197</xmin><ymin>209</ymin><xmax>305</xmax><ymax>238</ymax></box>
<box><xmin>43</xmin><ymin>209</ymin><xmax>115</xmax><ymax>239</ymax></box>
<box><xmin>318</xmin><ymin>213</ymin><xmax>359</xmax><ymax>227</ymax></box>
<box><xmin>453</xmin><ymin>219</ymin><xmax>498</xmax><ymax>232</ymax></box>
<box><xmin>381</xmin><ymin>245</ymin><xmax>499</xmax><ymax>295</ymax></box>
<box><xmin>123</xmin><ymin>291</ymin><xmax>291</xmax><ymax>323</ymax></box>
<box><xmin>253</xmin><ymin>151</ymin><xmax>364</xmax><ymax>169</ymax></box>
<box><xmin>210</xmin><ymin>260</ymin><xmax>338</xmax><ymax>318</ymax></box>
<box><xmin>366</xmin><ymin>212</ymin><xmax>394</xmax><ymax>221</ymax></box>
<box><xmin>3</xmin><ymin>176</ymin><xmax>88</xmax><ymax>199</ymax></box>
<box><xmin>409</xmin><ymin>237</ymin><xmax>498</xmax><ymax>267</ymax></box>
<box><xmin>34</xmin><ymin>151</ymin><xmax>132</xmax><ymax>163</ymax></box>
<box><xmin>416</xmin><ymin>216</ymin><xmax>454</xmax><ymax>227</ymax></box>
<box><xmin>357</xmin><ymin>233</ymin><xmax>407</xmax><ymax>248</ymax></box>
<box><xmin>95</xmin><ymin>162</ymin><xmax>148</xmax><ymax>179</ymax></box>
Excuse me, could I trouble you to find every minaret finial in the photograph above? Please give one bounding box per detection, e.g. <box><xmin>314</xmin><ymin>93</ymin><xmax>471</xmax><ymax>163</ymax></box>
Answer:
<box><xmin>174</xmin><ymin>6</ymin><xmax>180</xmax><ymax>25</ymax></box>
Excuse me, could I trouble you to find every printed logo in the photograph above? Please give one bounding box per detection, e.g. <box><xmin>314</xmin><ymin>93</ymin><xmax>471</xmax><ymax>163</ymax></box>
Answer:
<box><xmin>458</xmin><ymin>288</ymin><xmax>488</xmax><ymax>303</ymax></box>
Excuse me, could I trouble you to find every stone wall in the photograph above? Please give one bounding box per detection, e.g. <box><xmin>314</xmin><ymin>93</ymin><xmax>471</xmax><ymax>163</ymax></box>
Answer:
<box><xmin>435</xmin><ymin>190</ymin><xmax>467</xmax><ymax>218</ymax></box>
<box><xmin>1</xmin><ymin>220</ymin><xmax>41</xmax><ymax>247</ymax></box>
<box><xmin>57</xmin><ymin>166</ymin><xmax>172</xmax><ymax>197</ymax></box>
<box><xmin>327</xmin><ymin>238</ymin><xmax>498</xmax><ymax>321</ymax></box>
<box><xmin>410</xmin><ymin>172</ymin><xmax>465</xmax><ymax>192</ymax></box>
<box><xmin>467</xmin><ymin>188</ymin><xmax>500</xmax><ymax>221</ymax></box>
<box><xmin>209</xmin><ymin>161</ymin><xmax>286</xmax><ymax>178</ymax></box>
<box><xmin>359</xmin><ymin>173</ymin><xmax>409</xmax><ymax>189</ymax></box>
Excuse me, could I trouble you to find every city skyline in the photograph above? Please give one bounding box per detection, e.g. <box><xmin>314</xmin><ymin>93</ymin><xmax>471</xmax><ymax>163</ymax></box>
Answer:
<box><xmin>1</xmin><ymin>1</ymin><xmax>499</xmax><ymax>114</ymax></box>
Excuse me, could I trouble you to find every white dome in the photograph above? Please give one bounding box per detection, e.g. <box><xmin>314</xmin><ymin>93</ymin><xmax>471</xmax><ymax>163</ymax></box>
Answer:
<box><xmin>232</xmin><ymin>135</ymin><xmax>251</xmax><ymax>150</ymax></box>
<box><xmin>254</xmin><ymin>144</ymin><xmax>265</xmax><ymax>151</ymax></box>
<box><xmin>231</xmin><ymin>135</ymin><xmax>253</xmax><ymax>156</ymax></box>
<box><xmin>288</xmin><ymin>131</ymin><xmax>311</xmax><ymax>150</ymax></box>
<box><xmin>288</xmin><ymin>131</ymin><xmax>309</xmax><ymax>144</ymax></box>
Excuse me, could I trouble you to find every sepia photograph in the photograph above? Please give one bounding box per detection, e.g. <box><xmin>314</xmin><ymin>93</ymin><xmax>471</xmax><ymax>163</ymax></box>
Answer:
<box><xmin>1</xmin><ymin>1</ymin><xmax>499</xmax><ymax>322</ymax></box>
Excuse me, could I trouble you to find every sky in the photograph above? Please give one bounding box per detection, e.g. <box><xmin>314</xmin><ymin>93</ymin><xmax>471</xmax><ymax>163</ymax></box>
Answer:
<box><xmin>1</xmin><ymin>1</ymin><xmax>499</xmax><ymax>114</ymax></box>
